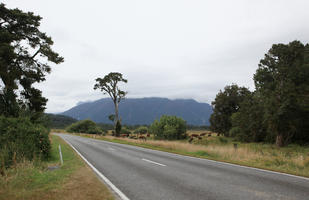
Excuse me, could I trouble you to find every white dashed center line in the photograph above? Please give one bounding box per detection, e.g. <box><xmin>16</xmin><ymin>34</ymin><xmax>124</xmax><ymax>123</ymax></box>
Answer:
<box><xmin>142</xmin><ymin>158</ymin><xmax>166</xmax><ymax>167</ymax></box>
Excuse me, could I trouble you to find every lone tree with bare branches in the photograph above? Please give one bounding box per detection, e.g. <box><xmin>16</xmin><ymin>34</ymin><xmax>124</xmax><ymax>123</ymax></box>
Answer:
<box><xmin>94</xmin><ymin>72</ymin><xmax>127</xmax><ymax>136</ymax></box>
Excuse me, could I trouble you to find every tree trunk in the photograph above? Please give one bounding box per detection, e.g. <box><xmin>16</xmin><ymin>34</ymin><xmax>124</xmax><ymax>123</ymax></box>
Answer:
<box><xmin>114</xmin><ymin>102</ymin><xmax>120</xmax><ymax>137</ymax></box>
<box><xmin>276</xmin><ymin>134</ymin><xmax>284</xmax><ymax>147</ymax></box>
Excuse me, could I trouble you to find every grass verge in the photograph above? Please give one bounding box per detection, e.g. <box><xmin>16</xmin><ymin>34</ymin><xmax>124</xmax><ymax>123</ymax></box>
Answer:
<box><xmin>73</xmin><ymin>132</ymin><xmax>309</xmax><ymax>178</ymax></box>
<box><xmin>0</xmin><ymin>134</ymin><xmax>115</xmax><ymax>200</ymax></box>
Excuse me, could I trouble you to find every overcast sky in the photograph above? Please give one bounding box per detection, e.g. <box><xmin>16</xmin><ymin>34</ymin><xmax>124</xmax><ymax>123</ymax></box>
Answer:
<box><xmin>3</xmin><ymin>0</ymin><xmax>309</xmax><ymax>113</ymax></box>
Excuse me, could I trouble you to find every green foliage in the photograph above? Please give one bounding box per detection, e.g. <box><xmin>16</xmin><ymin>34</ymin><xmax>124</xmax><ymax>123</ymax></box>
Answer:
<box><xmin>254</xmin><ymin>41</ymin><xmax>309</xmax><ymax>146</ymax></box>
<box><xmin>0</xmin><ymin>116</ymin><xmax>50</xmax><ymax>169</ymax></box>
<box><xmin>210</xmin><ymin>41</ymin><xmax>309</xmax><ymax>146</ymax></box>
<box><xmin>0</xmin><ymin>4</ymin><xmax>63</xmax><ymax>118</ymax></box>
<box><xmin>186</xmin><ymin>125</ymin><xmax>209</xmax><ymax>131</ymax></box>
<box><xmin>210</xmin><ymin>84</ymin><xmax>251</xmax><ymax>136</ymax></box>
<box><xmin>66</xmin><ymin>120</ymin><xmax>103</xmax><ymax>134</ymax></box>
<box><xmin>94</xmin><ymin>72</ymin><xmax>127</xmax><ymax>134</ymax></box>
<box><xmin>134</xmin><ymin>126</ymin><xmax>148</xmax><ymax>134</ymax></box>
<box><xmin>121</xmin><ymin>127</ymin><xmax>131</xmax><ymax>134</ymax></box>
<box><xmin>108</xmin><ymin>114</ymin><xmax>115</xmax><ymax>122</ymax></box>
<box><xmin>150</xmin><ymin>115</ymin><xmax>187</xmax><ymax>140</ymax></box>
<box><xmin>97</xmin><ymin>123</ymin><xmax>114</xmax><ymax>131</ymax></box>
<box><xmin>45</xmin><ymin>114</ymin><xmax>77</xmax><ymax>129</ymax></box>
<box><xmin>230</xmin><ymin>93</ymin><xmax>268</xmax><ymax>142</ymax></box>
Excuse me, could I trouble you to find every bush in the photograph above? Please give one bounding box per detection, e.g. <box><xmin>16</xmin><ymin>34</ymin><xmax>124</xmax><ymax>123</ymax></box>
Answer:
<box><xmin>121</xmin><ymin>127</ymin><xmax>131</xmax><ymax>135</ymax></box>
<box><xmin>66</xmin><ymin>120</ymin><xmax>102</xmax><ymax>134</ymax></box>
<box><xmin>0</xmin><ymin>116</ymin><xmax>51</xmax><ymax>169</ymax></box>
<box><xmin>150</xmin><ymin>115</ymin><xmax>187</xmax><ymax>140</ymax></box>
<box><xmin>134</xmin><ymin>126</ymin><xmax>148</xmax><ymax>134</ymax></box>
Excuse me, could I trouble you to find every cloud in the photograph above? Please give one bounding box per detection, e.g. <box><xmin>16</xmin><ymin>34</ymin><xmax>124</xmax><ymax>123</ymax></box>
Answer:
<box><xmin>3</xmin><ymin>0</ymin><xmax>309</xmax><ymax>113</ymax></box>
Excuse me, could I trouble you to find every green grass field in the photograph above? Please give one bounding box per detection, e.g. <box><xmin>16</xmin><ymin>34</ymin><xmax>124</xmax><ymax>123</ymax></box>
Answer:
<box><xmin>0</xmin><ymin>134</ymin><xmax>114</xmax><ymax>200</ymax></box>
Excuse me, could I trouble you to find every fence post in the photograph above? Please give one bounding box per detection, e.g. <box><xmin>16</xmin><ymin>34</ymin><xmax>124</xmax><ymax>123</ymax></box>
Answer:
<box><xmin>59</xmin><ymin>144</ymin><xmax>63</xmax><ymax>165</ymax></box>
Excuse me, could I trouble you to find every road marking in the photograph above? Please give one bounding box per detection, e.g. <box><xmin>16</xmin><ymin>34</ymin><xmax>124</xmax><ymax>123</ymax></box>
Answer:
<box><xmin>142</xmin><ymin>158</ymin><xmax>166</xmax><ymax>167</ymax></box>
<box><xmin>56</xmin><ymin>133</ymin><xmax>309</xmax><ymax>181</ymax></box>
<box><xmin>108</xmin><ymin>147</ymin><xmax>115</xmax><ymax>151</ymax></box>
<box><xmin>60</xmin><ymin>136</ymin><xmax>130</xmax><ymax>200</ymax></box>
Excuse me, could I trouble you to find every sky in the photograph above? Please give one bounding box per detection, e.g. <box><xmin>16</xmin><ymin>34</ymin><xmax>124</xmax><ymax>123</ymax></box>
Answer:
<box><xmin>3</xmin><ymin>0</ymin><xmax>309</xmax><ymax>113</ymax></box>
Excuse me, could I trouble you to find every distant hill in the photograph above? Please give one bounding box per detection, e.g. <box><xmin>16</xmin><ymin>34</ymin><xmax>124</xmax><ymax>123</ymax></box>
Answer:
<box><xmin>46</xmin><ymin>114</ymin><xmax>77</xmax><ymax>129</ymax></box>
<box><xmin>61</xmin><ymin>97</ymin><xmax>213</xmax><ymax>126</ymax></box>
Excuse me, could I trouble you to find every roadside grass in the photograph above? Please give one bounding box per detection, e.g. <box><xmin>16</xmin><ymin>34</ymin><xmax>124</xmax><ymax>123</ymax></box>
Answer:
<box><xmin>0</xmin><ymin>134</ymin><xmax>114</xmax><ymax>200</ymax></box>
<box><xmin>71</xmin><ymin>132</ymin><xmax>309</xmax><ymax>178</ymax></box>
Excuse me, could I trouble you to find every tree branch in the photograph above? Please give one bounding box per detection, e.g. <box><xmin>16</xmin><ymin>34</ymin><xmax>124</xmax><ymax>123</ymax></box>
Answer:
<box><xmin>31</xmin><ymin>45</ymin><xmax>41</xmax><ymax>59</ymax></box>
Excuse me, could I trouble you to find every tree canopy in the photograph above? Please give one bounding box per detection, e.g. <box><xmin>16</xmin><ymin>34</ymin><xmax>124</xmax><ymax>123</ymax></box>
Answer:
<box><xmin>211</xmin><ymin>41</ymin><xmax>309</xmax><ymax>147</ymax></box>
<box><xmin>254</xmin><ymin>41</ymin><xmax>309</xmax><ymax>146</ymax></box>
<box><xmin>209</xmin><ymin>84</ymin><xmax>251</xmax><ymax>136</ymax></box>
<box><xmin>94</xmin><ymin>72</ymin><xmax>127</xmax><ymax>136</ymax></box>
<box><xmin>0</xmin><ymin>3</ymin><xmax>63</xmax><ymax>118</ymax></box>
<box><xmin>150</xmin><ymin>115</ymin><xmax>187</xmax><ymax>140</ymax></box>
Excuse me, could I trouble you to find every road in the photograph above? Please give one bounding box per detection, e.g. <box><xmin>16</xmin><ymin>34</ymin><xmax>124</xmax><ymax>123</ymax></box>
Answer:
<box><xmin>56</xmin><ymin>133</ymin><xmax>309</xmax><ymax>200</ymax></box>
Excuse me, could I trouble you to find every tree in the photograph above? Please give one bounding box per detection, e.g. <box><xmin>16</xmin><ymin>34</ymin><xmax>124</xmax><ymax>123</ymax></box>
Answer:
<box><xmin>108</xmin><ymin>114</ymin><xmax>115</xmax><ymax>122</ymax></box>
<box><xmin>150</xmin><ymin>115</ymin><xmax>187</xmax><ymax>140</ymax></box>
<box><xmin>94</xmin><ymin>72</ymin><xmax>127</xmax><ymax>136</ymax></box>
<box><xmin>254</xmin><ymin>41</ymin><xmax>309</xmax><ymax>147</ymax></box>
<box><xmin>134</xmin><ymin>126</ymin><xmax>148</xmax><ymax>134</ymax></box>
<box><xmin>0</xmin><ymin>4</ymin><xmax>64</xmax><ymax>118</ymax></box>
<box><xmin>66</xmin><ymin>119</ymin><xmax>103</xmax><ymax>134</ymax></box>
<box><xmin>229</xmin><ymin>92</ymin><xmax>268</xmax><ymax>142</ymax></box>
<box><xmin>210</xmin><ymin>84</ymin><xmax>251</xmax><ymax>136</ymax></box>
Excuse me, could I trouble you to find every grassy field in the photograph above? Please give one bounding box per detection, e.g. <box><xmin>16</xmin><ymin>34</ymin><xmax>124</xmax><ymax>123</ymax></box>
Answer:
<box><xmin>0</xmin><ymin>134</ymin><xmax>114</xmax><ymax>200</ymax></box>
<box><xmin>70</xmin><ymin>130</ymin><xmax>309</xmax><ymax>178</ymax></box>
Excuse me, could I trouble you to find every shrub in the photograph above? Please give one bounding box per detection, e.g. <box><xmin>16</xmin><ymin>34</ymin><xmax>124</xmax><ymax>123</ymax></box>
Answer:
<box><xmin>150</xmin><ymin>115</ymin><xmax>187</xmax><ymax>140</ymax></box>
<box><xmin>0</xmin><ymin>116</ymin><xmax>51</xmax><ymax>169</ymax></box>
<box><xmin>66</xmin><ymin>120</ymin><xmax>102</xmax><ymax>134</ymax></box>
<box><xmin>134</xmin><ymin>126</ymin><xmax>148</xmax><ymax>134</ymax></box>
<box><xmin>121</xmin><ymin>127</ymin><xmax>131</xmax><ymax>135</ymax></box>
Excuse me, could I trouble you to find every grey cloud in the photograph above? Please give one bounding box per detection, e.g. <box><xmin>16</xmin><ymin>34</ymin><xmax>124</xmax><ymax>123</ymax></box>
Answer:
<box><xmin>3</xmin><ymin>0</ymin><xmax>309</xmax><ymax>113</ymax></box>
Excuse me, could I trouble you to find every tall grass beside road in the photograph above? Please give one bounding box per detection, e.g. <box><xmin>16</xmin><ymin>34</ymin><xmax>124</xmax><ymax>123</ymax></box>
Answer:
<box><xmin>76</xmin><ymin>132</ymin><xmax>309</xmax><ymax>178</ymax></box>
<box><xmin>0</xmin><ymin>135</ymin><xmax>114</xmax><ymax>200</ymax></box>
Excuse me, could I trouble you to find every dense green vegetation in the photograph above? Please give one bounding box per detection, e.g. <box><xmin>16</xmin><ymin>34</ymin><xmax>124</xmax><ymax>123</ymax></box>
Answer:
<box><xmin>0</xmin><ymin>135</ymin><xmax>114</xmax><ymax>200</ymax></box>
<box><xmin>0</xmin><ymin>3</ymin><xmax>63</xmax><ymax>120</ymax></box>
<box><xmin>134</xmin><ymin>126</ymin><xmax>148</xmax><ymax>134</ymax></box>
<box><xmin>0</xmin><ymin>4</ymin><xmax>63</xmax><ymax>169</ymax></box>
<box><xmin>97</xmin><ymin>123</ymin><xmax>114</xmax><ymax>131</ymax></box>
<box><xmin>46</xmin><ymin>114</ymin><xmax>77</xmax><ymax>129</ymax></box>
<box><xmin>210</xmin><ymin>41</ymin><xmax>309</xmax><ymax>147</ymax></box>
<box><xmin>209</xmin><ymin>84</ymin><xmax>250</xmax><ymax>136</ymax></box>
<box><xmin>0</xmin><ymin>117</ymin><xmax>50</xmax><ymax>173</ymax></box>
<box><xmin>150</xmin><ymin>115</ymin><xmax>187</xmax><ymax>140</ymax></box>
<box><xmin>66</xmin><ymin>120</ymin><xmax>103</xmax><ymax>134</ymax></box>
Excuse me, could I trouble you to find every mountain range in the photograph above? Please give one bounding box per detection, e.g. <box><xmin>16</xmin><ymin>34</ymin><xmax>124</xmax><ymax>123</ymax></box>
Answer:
<box><xmin>61</xmin><ymin>97</ymin><xmax>213</xmax><ymax>125</ymax></box>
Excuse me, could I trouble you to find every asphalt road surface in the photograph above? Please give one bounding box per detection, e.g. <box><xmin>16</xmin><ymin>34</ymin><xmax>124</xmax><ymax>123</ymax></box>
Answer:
<box><xmin>56</xmin><ymin>133</ymin><xmax>309</xmax><ymax>200</ymax></box>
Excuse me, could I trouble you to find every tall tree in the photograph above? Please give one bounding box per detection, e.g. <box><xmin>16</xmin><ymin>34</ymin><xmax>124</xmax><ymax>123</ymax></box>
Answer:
<box><xmin>210</xmin><ymin>84</ymin><xmax>250</xmax><ymax>136</ymax></box>
<box><xmin>229</xmin><ymin>92</ymin><xmax>267</xmax><ymax>142</ymax></box>
<box><xmin>94</xmin><ymin>72</ymin><xmax>127</xmax><ymax>136</ymax></box>
<box><xmin>254</xmin><ymin>41</ymin><xmax>309</xmax><ymax>147</ymax></box>
<box><xmin>0</xmin><ymin>4</ymin><xmax>64</xmax><ymax>118</ymax></box>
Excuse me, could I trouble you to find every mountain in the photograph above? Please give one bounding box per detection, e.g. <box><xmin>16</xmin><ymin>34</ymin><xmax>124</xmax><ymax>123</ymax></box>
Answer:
<box><xmin>61</xmin><ymin>97</ymin><xmax>213</xmax><ymax>125</ymax></box>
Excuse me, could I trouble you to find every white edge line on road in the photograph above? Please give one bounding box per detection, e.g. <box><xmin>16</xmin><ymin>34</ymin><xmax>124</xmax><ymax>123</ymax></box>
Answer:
<box><xmin>61</xmin><ymin>136</ymin><xmax>130</xmax><ymax>200</ymax></box>
<box><xmin>59</xmin><ymin>133</ymin><xmax>309</xmax><ymax>181</ymax></box>
<box><xmin>93</xmin><ymin>138</ymin><xmax>309</xmax><ymax>181</ymax></box>
<box><xmin>142</xmin><ymin>158</ymin><xmax>166</xmax><ymax>167</ymax></box>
